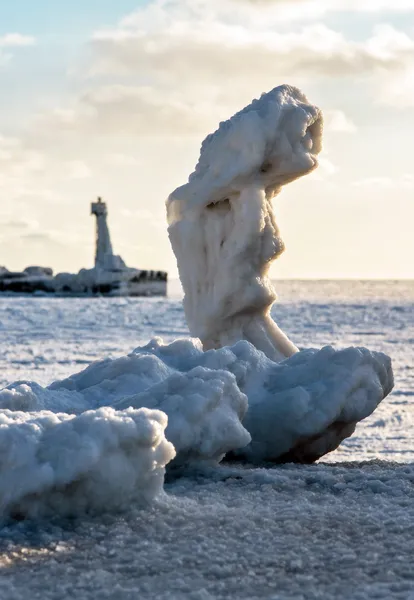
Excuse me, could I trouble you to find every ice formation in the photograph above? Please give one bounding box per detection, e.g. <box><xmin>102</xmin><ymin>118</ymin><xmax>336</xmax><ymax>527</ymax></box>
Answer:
<box><xmin>165</xmin><ymin>83</ymin><xmax>393</xmax><ymax>460</ymax></box>
<box><xmin>167</xmin><ymin>85</ymin><xmax>322</xmax><ymax>361</ymax></box>
<box><xmin>0</xmin><ymin>84</ymin><xmax>394</xmax><ymax>517</ymax></box>
<box><xmin>0</xmin><ymin>345</ymin><xmax>251</xmax><ymax>516</ymax></box>
<box><xmin>0</xmin><ymin>335</ymin><xmax>392</xmax><ymax>515</ymax></box>
<box><xmin>0</xmin><ymin>407</ymin><xmax>174</xmax><ymax>518</ymax></box>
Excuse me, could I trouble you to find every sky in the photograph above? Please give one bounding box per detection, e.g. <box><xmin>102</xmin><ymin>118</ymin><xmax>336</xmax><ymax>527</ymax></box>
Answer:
<box><xmin>0</xmin><ymin>0</ymin><xmax>413</xmax><ymax>279</ymax></box>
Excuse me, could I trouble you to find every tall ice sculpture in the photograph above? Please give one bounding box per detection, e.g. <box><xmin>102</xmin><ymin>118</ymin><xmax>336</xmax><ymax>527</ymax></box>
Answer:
<box><xmin>166</xmin><ymin>84</ymin><xmax>393</xmax><ymax>463</ymax></box>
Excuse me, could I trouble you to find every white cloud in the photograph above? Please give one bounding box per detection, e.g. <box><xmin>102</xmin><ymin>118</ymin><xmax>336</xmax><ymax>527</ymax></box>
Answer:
<box><xmin>0</xmin><ymin>33</ymin><xmax>36</xmax><ymax>67</ymax></box>
<box><xmin>353</xmin><ymin>174</ymin><xmax>414</xmax><ymax>188</ymax></box>
<box><xmin>353</xmin><ymin>176</ymin><xmax>394</xmax><ymax>188</ymax></box>
<box><xmin>66</xmin><ymin>160</ymin><xmax>92</xmax><ymax>180</ymax></box>
<box><xmin>0</xmin><ymin>135</ymin><xmax>45</xmax><ymax>177</ymax></box>
<box><xmin>72</xmin><ymin>1</ymin><xmax>413</xmax><ymax>138</ymax></box>
<box><xmin>379</xmin><ymin>67</ymin><xmax>414</xmax><ymax>107</ymax></box>
<box><xmin>307</xmin><ymin>155</ymin><xmax>339</xmax><ymax>181</ymax></box>
<box><xmin>324</xmin><ymin>110</ymin><xmax>357</xmax><ymax>133</ymax></box>
<box><xmin>0</xmin><ymin>218</ymin><xmax>39</xmax><ymax>230</ymax></box>
<box><xmin>42</xmin><ymin>85</ymin><xmax>223</xmax><ymax>137</ymax></box>
<box><xmin>91</xmin><ymin>16</ymin><xmax>413</xmax><ymax>83</ymax></box>
<box><xmin>239</xmin><ymin>0</ymin><xmax>414</xmax><ymax>13</ymax></box>
<box><xmin>0</xmin><ymin>34</ymin><xmax>36</xmax><ymax>47</ymax></box>
<box><xmin>106</xmin><ymin>153</ymin><xmax>141</xmax><ymax>167</ymax></box>
<box><xmin>25</xmin><ymin>3</ymin><xmax>412</xmax><ymax>162</ymax></box>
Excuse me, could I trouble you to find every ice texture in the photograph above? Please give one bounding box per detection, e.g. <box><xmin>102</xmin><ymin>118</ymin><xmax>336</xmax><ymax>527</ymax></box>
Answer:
<box><xmin>0</xmin><ymin>344</ymin><xmax>251</xmax><ymax>516</ymax></box>
<box><xmin>0</xmin><ymin>336</ymin><xmax>392</xmax><ymax>516</ymax></box>
<box><xmin>0</xmin><ymin>407</ymin><xmax>174</xmax><ymax>518</ymax></box>
<box><xmin>130</xmin><ymin>338</ymin><xmax>393</xmax><ymax>463</ymax></box>
<box><xmin>167</xmin><ymin>84</ymin><xmax>322</xmax><ymax>361</ymax></box>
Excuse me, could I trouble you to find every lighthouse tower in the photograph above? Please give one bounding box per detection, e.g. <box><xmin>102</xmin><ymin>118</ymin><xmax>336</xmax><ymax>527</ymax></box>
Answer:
<box><xmin>91</xmin><ymin>197</ymin><xmax>126</xmax><ymax>271</ymax></box>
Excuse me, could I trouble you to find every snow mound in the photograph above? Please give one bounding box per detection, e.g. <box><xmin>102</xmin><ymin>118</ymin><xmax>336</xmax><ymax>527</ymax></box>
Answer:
<box><xmin>134</xmin><ymin>338</ymin><xmax>393</xmax><ymax>463</ymax></box>
<box><xmin>0</xmin><ymin>346</ymin><xmax>251</xmax><ymax>517</ymax></box>
<box><xmin>0</xmin><ymin>407</ymin><xmax>174</xmax><ymax>518</ymax></box>
<box><xmin>0</xmin><ymin>337</ymin><xmax>392</xmax><ymax>517</ymax></box>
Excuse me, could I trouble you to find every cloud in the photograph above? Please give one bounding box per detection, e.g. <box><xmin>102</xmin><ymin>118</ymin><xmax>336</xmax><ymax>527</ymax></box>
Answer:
<box><xmin>0</xmin><ymin>135</ymin><xmax>45</xmax><ymax>172</ymax></box>
<box><xmin>379</xmin><ymin>66</ymin><xmax>414</xmax><ymax>107</ymax></box>
<box><xmin>87</xmin><ymin>1</ymin><xmax>414</xmax><ymax>132</ymax></box>
<box><xmin>307</xmin><ymin>155</ymin><xmax>339</xmax><ymax>181</ymax></box>
<box><xmin>0</xmin><ymin>34</ymin><xmax>36</xmax><ymax>47</ymax></box>
<box><xmin>324</xmin><ymin>110</ymin><xmax>357</xmax><ymax>133</ymax></box>
<box><xmin>66</xmin><ymin>160</ymin><xmax>92</xmax><ymax>180</ymax></box>
<box><xmin>56</xmin><ymin>1</ymin><xmax>409</xmax><ymax>142</ymax></box>
<box><xmin>36</xmin><ymin>2</ymin><xmax>411</xmax><ymax>143</ymax></box>
<box><xmin>237</xmin><ymin>0</ymin><xmax>414</xmax><ymax>12</ymax></box>
<box><xmin>106</xmin><ymin>153</ymin><xmax>141</xmax><ymax>167</ymax></box>
<box><xmin>0</xmin><ymin>219</ymin><xmax>38</xmax><ymax>230</ymax></box>
<box><xmin>43</xmin><ymin>85</ymin><xmax>223</xmax><ymax>137</ymax></box>
<box><xmin>22</xmin><ymin>232</ymin><xmax>54</xmax><ymax>242</ymax></box>
<box><xmin>353</xmin><ymin>174</ymin><xmax>414</xmax><ymax>188</ymax></box>
<box><xmin>0</xmin><ymin>33</ymin><xmax>36</xmax><ymax>67</ymax></box>
<box><xmin>91</xmin><ymin>18</ymin><xmax>413</xmax><ymax>84</ymax></box>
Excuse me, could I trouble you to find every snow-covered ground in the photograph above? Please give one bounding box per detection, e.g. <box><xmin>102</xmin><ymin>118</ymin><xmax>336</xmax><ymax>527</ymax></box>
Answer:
<box><xmin>0</xmin><ymin>280</ymin><xmax>413</xmax><ymax>599</ymax></box>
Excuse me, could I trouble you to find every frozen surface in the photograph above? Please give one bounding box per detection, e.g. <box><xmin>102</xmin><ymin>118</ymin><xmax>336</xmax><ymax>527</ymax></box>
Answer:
<box><xmin>0</xmin><ymin>282</ymin><xmax>413</xmax><ymax>599</ymax></box>
<box><xmin>0</xmin><ymin>309</ymin><xmax>391</xmax><ymax>515</ymax></box>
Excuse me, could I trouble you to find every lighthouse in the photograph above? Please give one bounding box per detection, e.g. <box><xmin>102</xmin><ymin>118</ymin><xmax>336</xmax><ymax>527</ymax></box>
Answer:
<box><xmin>91</xmin><ymin>197</ymin><xmax>125</xmax><ymax>271</ymax></box>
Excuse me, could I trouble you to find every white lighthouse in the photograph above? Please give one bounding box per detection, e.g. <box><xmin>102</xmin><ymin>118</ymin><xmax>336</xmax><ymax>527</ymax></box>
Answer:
<box><xmin>91</xmin><ymin>197</ymin><xmax>126</xmax><ymax>271</ymax></box>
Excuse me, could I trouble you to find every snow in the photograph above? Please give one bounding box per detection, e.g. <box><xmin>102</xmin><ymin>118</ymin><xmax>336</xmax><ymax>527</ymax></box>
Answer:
<box><xmin>0</xmin><ymin>407</ymin><xmax>174</xmax><ymax>518</ymax></box>
<box><xmin>167</xmin><ymin>85</ymin><xmax>322</xmax><ymax>361</ymax></box>
<box><xmin>0</xmin><ymin>283</ymin><xmax>412</xmax><ymax>598</ymax></box>
<box><xmin>0</xmin><ymin>331</ymin><xmax>391</xmax><ymax>516</ymax></box>
<box><xmin>0</xmin><ymin>348</ymin><xmax>250</xmax><ymax>515</ymax></box>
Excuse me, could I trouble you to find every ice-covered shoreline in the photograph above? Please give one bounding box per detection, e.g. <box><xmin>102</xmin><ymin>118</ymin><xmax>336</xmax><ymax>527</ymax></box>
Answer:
<box><xmin>1</xmin><ymin>459</ymin><xmax>414</xmax><ymax>600</ymax></box>
<box><xmin>0</xmin><ymin>286</ymin><xmax>412</xmax><ymax>598</ymax></box>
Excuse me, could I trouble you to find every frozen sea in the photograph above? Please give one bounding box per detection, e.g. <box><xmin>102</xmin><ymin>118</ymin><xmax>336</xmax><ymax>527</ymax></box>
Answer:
<box><xmin>0</xmin><ymin>280</ymin><xmax>413</xmax><ymax>599</ymax></box>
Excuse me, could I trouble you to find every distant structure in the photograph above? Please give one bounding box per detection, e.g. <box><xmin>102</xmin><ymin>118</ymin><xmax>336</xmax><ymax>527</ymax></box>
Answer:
<box><xmin>92</xmin><ymin>197</ymin><xmax>113</xmax><ymax>268</ymax></box>
<box><xmin>91</xmin><ymin>197</ymin><xmax>125</xmax><ymax>271</ymax></box>
<box><xmin>0</xmin><ymin>198</ymin><xmax>167</xmax><ymax>296</ymax></box>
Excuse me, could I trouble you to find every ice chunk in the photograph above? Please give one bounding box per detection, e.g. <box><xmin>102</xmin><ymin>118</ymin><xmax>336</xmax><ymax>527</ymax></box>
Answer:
<box><xmin>1</xmin><ymin>337</ymin><xmax>392</xmax><ymax>483</ymax></box>
<box><xmin>113</xmin><ymin>366</ymin><xmax>250</xmax><ymax>465</ymax></box>
<box><xmin>0</xmin><ymin>347</ymin><xmax>251</xmax><ymax>516</ymax></box>
<box><xmin>136</xmin><ymin>338</ymin><xmax>394</xmax><ymax>464</ymax></box>
<box><xmin>0</xmin><ymin>407</ymin><xmax>175</xmax><ymax>518</ymax></box>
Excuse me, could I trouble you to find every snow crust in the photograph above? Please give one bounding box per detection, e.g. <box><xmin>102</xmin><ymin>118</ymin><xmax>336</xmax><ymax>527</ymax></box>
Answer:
<box><xmin>167</xmin><ymin>85</ymin><xmax>322</xmax><ymax>361</ymax></box>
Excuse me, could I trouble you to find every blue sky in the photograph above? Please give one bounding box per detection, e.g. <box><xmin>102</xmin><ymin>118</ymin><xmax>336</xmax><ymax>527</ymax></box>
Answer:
<box><xmin>0</xmin><ymin>0</ymin><xmax>413</xmax><ymax>278</ymax></box>
<box><xmin>0</xmin><ymin>0</ymin><xmax>146</xmax><ymax>37</ymax></box>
